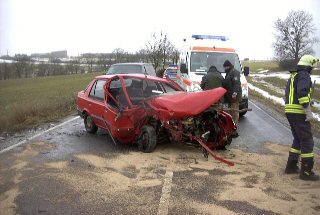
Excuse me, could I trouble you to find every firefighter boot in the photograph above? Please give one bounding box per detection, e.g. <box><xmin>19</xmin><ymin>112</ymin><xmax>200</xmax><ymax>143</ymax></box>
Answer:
<box><xmin>285</xmin><ymin>159</ymin><xmax>299</xmax><ymax>174</ymax></box>
<box><xmin>300</xmin><ymin>159</ymin><xmax>320</xmax><ymax>181</ymax></box>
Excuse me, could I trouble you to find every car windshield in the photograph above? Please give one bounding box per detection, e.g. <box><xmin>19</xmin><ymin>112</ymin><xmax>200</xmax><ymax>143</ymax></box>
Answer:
<box><xmin>107</xmin><ymin>65</ymin><xmax>142</xmax><ymax>75</ymax></box>
<box><xmin>123</xmin><ymin>77</ymin><xmax>180</xmax><ymax>105</ymax></box>
<box><xmin>190</xmin><ymin>52</ymin><xmax>242</xmax><ymax>73</ymax></box>
<box><xmin>143</xmin><ymin>64</ymin><xmax>156</xmax><ymax>76</ymax></box>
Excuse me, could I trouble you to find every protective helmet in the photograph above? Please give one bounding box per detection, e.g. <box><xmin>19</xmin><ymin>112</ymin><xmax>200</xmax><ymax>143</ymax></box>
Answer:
<box><xmin>297</xmin><ymin>55</ymin><xmax>319</xmax><ymax>67</ymax></box>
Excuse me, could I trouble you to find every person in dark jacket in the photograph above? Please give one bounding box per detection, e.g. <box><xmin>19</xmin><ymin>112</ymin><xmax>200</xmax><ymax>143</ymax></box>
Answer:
<box><xmin>284</xmin><ymin>55</ymin><xmax>319</xmax><ymax>181</ymax></box>
<box><xmin>201</xmin><ymin>65</ymin><xmax>224</xmax><ymax>90</ymax></box>
<box><xmin>223</xmin><ymin>60</ymin><xmax>242</xmax><ymax>126</ymax></box>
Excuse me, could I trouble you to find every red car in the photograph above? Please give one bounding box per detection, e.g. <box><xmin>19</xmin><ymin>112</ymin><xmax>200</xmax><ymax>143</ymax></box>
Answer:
<box><xmin>77</xmin><ymin>74</ymin><xmax>237</xmax><ymax>165</ymax></box>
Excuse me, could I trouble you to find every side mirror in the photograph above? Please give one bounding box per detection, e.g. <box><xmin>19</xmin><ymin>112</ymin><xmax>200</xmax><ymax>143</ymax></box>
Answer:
<box><xmin>243</xmin><ymin>66</ymin><xmax>249</xmax><ymax>76</ymax></box>
<box><xmin>180</xmin><ymin>63</ymin><xmax>188</xmax><ymax>74</ymax></box>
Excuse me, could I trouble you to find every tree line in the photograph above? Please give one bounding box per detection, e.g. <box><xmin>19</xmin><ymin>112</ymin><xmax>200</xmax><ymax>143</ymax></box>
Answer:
<box><xmin>0</xmin><ymin>31</ymin><xmax>179</xmax><ymax>80</ymax></box>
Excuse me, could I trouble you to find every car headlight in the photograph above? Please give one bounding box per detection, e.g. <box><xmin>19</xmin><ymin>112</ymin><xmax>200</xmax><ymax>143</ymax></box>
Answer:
<box><xmin>242</xmin><ymin>83</ymin><xmax>248</xmax><ymax>98</ymax></box>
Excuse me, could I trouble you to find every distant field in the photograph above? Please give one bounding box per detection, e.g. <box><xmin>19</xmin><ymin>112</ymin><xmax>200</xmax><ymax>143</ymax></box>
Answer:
<box><xmin>242</xmin><ymin>60</ymin><xmax>320</xmax><ymax>75</ymax></box>
<box><xmin>0</xmin><ymin>72</ymin><xmax>101</xmax><ymax>133</ymax></box>
<box><xmin>242</xmin><ymin>60</ymin><xmax>281</xmax><ymax>73</ymax></box>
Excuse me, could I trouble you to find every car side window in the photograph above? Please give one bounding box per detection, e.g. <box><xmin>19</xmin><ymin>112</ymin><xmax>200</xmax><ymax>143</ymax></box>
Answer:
<box><xmin>107</xmin><ymin>79</ymin><xmax>129</xmax><ymax>109</ymax></box>
<box><xmin>161</xmin><ymin>82</ymin><xmax>178</xmax><ymax>93</ymax></box>
<box><xmin>89</xmin><ymin>81</ymin><xmax>97</xmax><ymax>97</ymax></box>
<box><xmin>89</xmin><ymin>80</ymin><xmax>106</xmax><ymax>101</ymax></box>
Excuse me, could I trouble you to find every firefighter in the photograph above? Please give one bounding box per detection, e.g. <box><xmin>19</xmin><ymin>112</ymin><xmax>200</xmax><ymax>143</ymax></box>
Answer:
<box><xmin>201</xmin><ymin>65</ymin><xmax>224</xmax><ymax>90</ymax></box>
<box><xmin>223</xmin><ymin>60</ymin><xmax>242</xmax><ymax>126</ymax></box>
<box><xmin>284</xmin><ymin>55</ymin><xmax>319</xmax><ymax>181</ymax></box>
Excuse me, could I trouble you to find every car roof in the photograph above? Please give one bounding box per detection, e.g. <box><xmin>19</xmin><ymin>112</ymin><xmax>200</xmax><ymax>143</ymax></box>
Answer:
<box><xmin>95</xmin><ymin>73</ymin><xmax>169</xmax><ymax>82</ymax></box>
<box><xmin>111</xmin><ymin>62</ymin><xmax>153</xmax><ymax>66</ymax></box>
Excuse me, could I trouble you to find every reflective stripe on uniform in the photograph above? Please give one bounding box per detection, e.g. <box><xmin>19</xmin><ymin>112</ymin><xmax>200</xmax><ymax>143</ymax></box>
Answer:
<box><xmin>285</xmin><ymin>109</ymin><xmax>305</xmax><ymax>114</ymax></box>
<box><xmin>289</xmin><ymin>73</ymin><xmax>298</xmax><ymax>104</ymax></box>
<box><xmin>285</xmin><ymin>72</ymin><xmax>306</xmax><ymax>114</ymax></box>
<box><xmin>285</xmin><ymin>104</ymin><xmax>305</xmax><ymax>114</ymax></box>
<box><xmin>301</xmin><ymin>153</ymin><xmax>314</xmax><ymax>158</ymax></box>
<box><xmin>290</xmin><ymin>148</ymin><xmax>301</xmax><ymax>154</ymax></box>
<box><xmin>299</xmin><ymin>96</ymin><xmax>310</xmax><ymax>104</ymax></box>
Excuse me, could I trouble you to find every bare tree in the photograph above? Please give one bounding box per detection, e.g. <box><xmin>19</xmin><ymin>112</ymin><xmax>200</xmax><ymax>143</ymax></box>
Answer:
<box><xmin>0</xmin><ymin>62</ymin><xmax>11</xmax><ymax>80</ymax></box>
<box><xmin>82</xmin><ymin>53</ymin><xmax>95</xmax><ymax>73</ymax></box>
<box><xmin>137</xmin><ymin>49</ymin><xmax>148</xmax><ymax>63</ymax></box>
<box><xmin>170</xmin><ymin>47</ymin><xmax>180</xmax><ymax>64</ymax></box>
<box><xmin>145</xmin><ymin>31</ymin><xmax>175</xmax><ymax>70</ymax></box>
<box><xmin>14</xmin><ymin>54</ymin><xmax>30</xmax><ymax>78</ymax></box>
<box><xmin>112</xmin><ymin>48</ymin><xmax>126</xmax><ymax>63</ymax></box>
<box><xmin>273</xmin><ymin>10</ymin><xmax>318</xmax><ymax>62</ymax></box>
<box><xmin>97</xmin><ymin>53</ymin><xmax>112</xmax><ymax>71</ymax></box>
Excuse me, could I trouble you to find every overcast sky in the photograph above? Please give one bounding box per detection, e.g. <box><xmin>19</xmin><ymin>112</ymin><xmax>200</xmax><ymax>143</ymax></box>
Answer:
<box><xmin>0</xmin><ymin>0</ymin><xmax>319</xmax><ymax>59</ymax></box>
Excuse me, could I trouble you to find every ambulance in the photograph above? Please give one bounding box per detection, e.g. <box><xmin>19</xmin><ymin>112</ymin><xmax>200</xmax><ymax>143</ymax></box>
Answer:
<box><xmin>177</xmin><ymin>35</ymin><xmax>250</xmax><ymax>115</ymax></box>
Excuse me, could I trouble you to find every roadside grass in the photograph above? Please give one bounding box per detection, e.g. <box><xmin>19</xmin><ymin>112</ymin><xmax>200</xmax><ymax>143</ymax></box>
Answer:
<box><xmin>313</xmin><ymin>69</ymin><xmax>320</xmax><ymax>75</ymax></box>
<box><xmin>242</xmin><ymin>60</ymin><xmax>280</xmax><ymax>73</ymax></box>
<box><xmin>250</xmin><ymin>89</ymin><xmax>320</xmax><ymax>139</ymax></box>
<box><xmin>0</xmin><ymin>72</ymin><xmax>101</xmax><ymax>133</ymax></box>
<box><xmin>263</xmin><ymin>77</ymin><xmax>287</xmax><ymax>90</ymax></box>
<box><xmin>261</xmin><ymin>76</ymin><xmax>320</xmax><ymax>102</ymax></box>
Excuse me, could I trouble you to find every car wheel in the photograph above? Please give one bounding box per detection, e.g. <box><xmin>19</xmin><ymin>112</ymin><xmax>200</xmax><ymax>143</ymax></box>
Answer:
<box><xmin>138</xmin><ymin>125</ymin><xmax>157</xmax><ymax>153</ymax></box>
<box><xmin>84</xmin><ymin>114</ymin><xmax>98</xmax><ymax>134</ymax></box>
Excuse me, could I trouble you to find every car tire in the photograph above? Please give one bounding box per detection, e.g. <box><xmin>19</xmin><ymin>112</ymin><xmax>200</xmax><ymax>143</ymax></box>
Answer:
<box><xmin>240</xmin><ymin>111</ymin><xmax>247</xmax><ymax>117</ymax></box>
<box><xmin>84</xmin><ymin>113</ymin><xmax>98</xmax><ymax>134</ymax></box>
<box><xmin>138</xmin><ymin>125</ymin><xmax>157</xmax><ymax>153</ymax></box>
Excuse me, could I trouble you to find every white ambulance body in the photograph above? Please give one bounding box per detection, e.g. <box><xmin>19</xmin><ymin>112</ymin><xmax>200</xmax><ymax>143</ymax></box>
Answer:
<box><xmin>177</xmin><ymin>35</ymin><xmax>249</xmax><ymax>113</ymax></box>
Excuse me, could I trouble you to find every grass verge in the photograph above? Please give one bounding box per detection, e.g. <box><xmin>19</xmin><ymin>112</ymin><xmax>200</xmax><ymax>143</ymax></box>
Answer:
<box><xmin>249</xmin><ymin>88</ymin><xmax>320</xmax><ymax>139</ymax></box>
<box><xmin>0</xmin><ymin>72</ymin><xmax>102</xmax><ymax>133</ymax></box>
<box><xmin>242</xmin><ymin>60</ymin><xmax>280</xmax><ymax>73</ymax></box>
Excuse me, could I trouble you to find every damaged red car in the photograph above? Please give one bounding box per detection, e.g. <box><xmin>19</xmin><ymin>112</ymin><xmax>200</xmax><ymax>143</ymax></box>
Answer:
<box><xmin>77</xmin><ymin>74</ymin><xmax>237</xmax><ymax>165</ymax></box>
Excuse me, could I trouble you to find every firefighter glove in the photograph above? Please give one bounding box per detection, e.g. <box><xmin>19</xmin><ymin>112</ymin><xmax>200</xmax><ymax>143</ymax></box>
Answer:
<box><xmin>303</xmin><ymin>105</ymin><xmax>315</xmax><ymax>122</ymax></box>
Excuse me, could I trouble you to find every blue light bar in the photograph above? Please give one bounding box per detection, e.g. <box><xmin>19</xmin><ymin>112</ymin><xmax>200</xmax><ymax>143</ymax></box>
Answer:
<box><xmin>192</xmin><ymin>35</ymin><xmax>229</xmax><ymax>41</ymax></box>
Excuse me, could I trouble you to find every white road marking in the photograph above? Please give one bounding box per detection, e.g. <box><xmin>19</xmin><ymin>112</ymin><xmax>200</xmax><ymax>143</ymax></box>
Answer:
<box><xmin>0</xmin><ymin>116</ymin><xmax>80</xmax><ymax>154</ymax></box>
<box><xmin>157</xmin><ymin>171</ymin><xmax>173</xmax><ymax>215</ymax></box>
<box><xmin>250</xmin><ymin>100</ymin><xmax>320</xmax><ymax>150</ymax></box>
<box><xmin>249</xmin><ymin>100</ymin><xmax>291</xmax><ymax>132</ymax></box>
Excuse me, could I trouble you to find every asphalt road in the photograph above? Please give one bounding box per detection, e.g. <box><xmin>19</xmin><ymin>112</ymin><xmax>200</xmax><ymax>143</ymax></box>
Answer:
<box><xmin>0</xmin><ymin>100</ymin><xmax>319</xmax><ymax>215</ymax></box>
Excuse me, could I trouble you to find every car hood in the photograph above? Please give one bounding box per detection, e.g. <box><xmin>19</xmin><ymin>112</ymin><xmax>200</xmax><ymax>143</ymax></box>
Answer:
<box><xmin>146</xmin><ymin>87</ymin><xmax>226</xmax><ymax>120</ymax></box>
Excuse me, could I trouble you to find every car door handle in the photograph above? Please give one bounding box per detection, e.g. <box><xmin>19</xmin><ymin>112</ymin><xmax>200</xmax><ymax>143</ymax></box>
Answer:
<box><xmin>88</xmin><ymin>103</ymin><xmax>92</xmax><ymax>106</ymax></box>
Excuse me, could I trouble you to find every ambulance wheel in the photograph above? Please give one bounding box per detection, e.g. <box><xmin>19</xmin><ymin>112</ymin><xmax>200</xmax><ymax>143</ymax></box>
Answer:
<box><xmin>84</xmin><ymin>113</ymin><xmax>98</xmax><ymax>134</ymax></box>
<box><xmin>138</xmin><ymin>126</ymin><xmax>157</xmax><ymax>153</ymax></box>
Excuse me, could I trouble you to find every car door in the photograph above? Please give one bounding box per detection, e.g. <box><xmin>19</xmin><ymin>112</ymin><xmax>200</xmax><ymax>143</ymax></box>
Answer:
<box><xmin>87</xmin><ymin>79</ymin><xmax>107</xmax><ymax>128</ymax></box>
<box><xmin>103</xmin><ymin>77</ymin><xmax>137</xmax><ymax>142</ymax></box>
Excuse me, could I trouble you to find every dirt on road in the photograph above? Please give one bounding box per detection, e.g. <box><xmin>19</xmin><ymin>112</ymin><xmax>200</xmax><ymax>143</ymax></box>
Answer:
<box><xmin>0</xmin><ymin>141</ymin><xmax>319</xmax><ymax>215</ymax></box>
